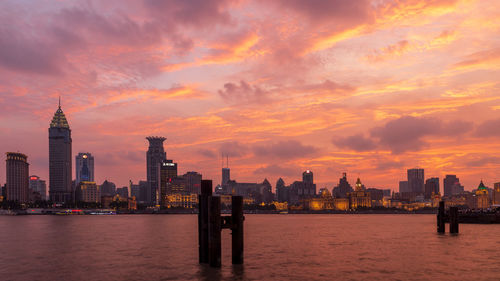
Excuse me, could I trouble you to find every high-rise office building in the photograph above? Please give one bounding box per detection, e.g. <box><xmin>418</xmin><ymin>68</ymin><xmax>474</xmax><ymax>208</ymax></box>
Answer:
<box><xmin>493</xmin><ymin>182</ymin><xmax>500</xmax><ymax>206</ymax></box>
<box><xmin>183</xmin><ymin>171</ymin><xmax>202</xmax><ymax>194</ymax></box>
<box><xmin>303</xmin><ymin>170</ymin><xmax>313</xmax><ymax>184</ymax></box>
<box><xmin>407</xmin><ymin>168</ymin><xmax>424</xmax><ymax>194</ymax></box>
<box><xmin>222</xmin><ymin>168</ymin><xmax>230</xmax><ymax>185</ymax></box>
<box><xmin>29</xmin><ymin>175</ymin><xmax>47</xmax><ymax>200</ymax></box>
<box><xmin>443</xmin><ymin>175</ymin><xmax>463</xmax><ymax>197</ymax></box>
<box><xmin>76</xmin><ymin>181</ymin><xmax>100</xmax><ymax>203</ymax></box>
<box><xmin>160</xmin><ymin>159</ymin><xmax>178</xmax><ymax>201</ymax></box>
<box><xmin>76</xmin><ymin>153</ymin><xmax>94</xmax><ymax>185</ymax></box>
<box><xmin>6</xmin><ymin>152</ymin><xmax>29</xmax><ymax>203</ymax></box>
<box><xmin>146</xmin><ymin>136</ymin><xmax>166</xmax><ymax>205</ymax></box>
<box><xmin>424</xmin><ymin>177</ymin><xmax>439</xmax><ymax>199</ymax></box>
<box><xmin>49</xmin><ymin>101</ymin><xmax>73</xmax><ymax>203</ymax></box>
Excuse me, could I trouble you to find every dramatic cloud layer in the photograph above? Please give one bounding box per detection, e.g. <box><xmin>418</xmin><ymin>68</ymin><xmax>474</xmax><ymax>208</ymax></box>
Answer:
<box><xmin>1</xmin><ymin>0</ymin><xmax>500</xmax><ymax>191</ymax></box>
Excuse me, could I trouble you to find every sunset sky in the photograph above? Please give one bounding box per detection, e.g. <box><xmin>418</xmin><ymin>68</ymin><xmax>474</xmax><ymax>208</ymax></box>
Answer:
<box><xmin>1</xmin><ymin>0</ymin><xmax>499</xmax><ymax>191</ymax></box>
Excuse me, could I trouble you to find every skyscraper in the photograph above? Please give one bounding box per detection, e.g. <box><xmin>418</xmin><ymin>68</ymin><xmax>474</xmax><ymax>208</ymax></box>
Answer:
<box><xmin>49</xmin><ymin>101</ymin><xmax>73</xmax><ymax>203</ymax></box>
<box><xmin>76</xmin><ymin>153</ymin><xmax>94</xmax><ymax>185</ymax></box>
<box><xmin>399</xmin><ymin>181</ymin><xmax>409</xmax><ymax>193</ymax></box>
<box><xmin>424</xmin><ymin>177</ymin><xmax>439</xmax><ymax>199</ymax></box>
<box><xmin>183</xmin><ymin>171</ymin><xmax>202</xmax><ymax>194</ymax></box>
<box><xmin>407</xmin><ymin>168</ymin><xmax>424</xmax><ymax>194</ymax></box>
<box><xmin>443</xmin><ymin>175</ymin><xmax>463</xmax><ymax>197</ymax></box>
<box><xmin>146</xmin><ymin>136</ymin><xmax>166</xmax><ymax>205</ymax></box>
<box><xmin>6</xmin><ymin>152</ymin><xmax>29</xmax><ymax>203</ymax></box>
<box><xmin>222</xmin><ymin>168</ymin><xmax>230</xmax><ymax>185</ymax></box>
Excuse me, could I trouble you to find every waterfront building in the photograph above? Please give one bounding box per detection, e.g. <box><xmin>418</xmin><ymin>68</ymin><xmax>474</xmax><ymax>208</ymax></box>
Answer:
<box><xmin>29</xmin><ymin>175</ymin><xmax>47</xmax><ymax>200</ymax></box>
<box><xmin>183</xmin><ymin>171</ymin><xmax>202</xmax><ymax>194</ymax></box>
<box><xmin>226</xmin><ymin>179</ymin><xmax>273</xmax><ymax>204</ymax></box>
<box><xmin>49</xmin><ymin>102</ymin><xmax>73</xmax><ymax>203</ymax></box>
<box><xmin>146</xmin><ymin>136</ymin><xmax>167</xmax><ymax>205</ymax></box>
<box><xmin>76</xmin><ymin>181</ymin><xmax>100</xmax><ymax>203</ymax></box>
<box><xmin>333</xmin><ymin>198</ymin><xmax>349</xmax><ymax>211</ymax></box>
<box><xmin>275</xmin><ymin>178</ymin><xmax>288</xmax><ymax>202</ymax></box>
<box><xmin>165</xmin><ymin>193</ymin><xmax>198</xmax><ymax>208</ymax></box>
<box><xmin>100</xmin><ymin>180</ymin><xmax>116</xmax><ymax>197</ymax></box>
<box><xmin>75</xmin><ymin>153</ymin><xmax>94</xmax><ymax>185</ymax></box>
<box><xmin>473</xmin><ymin>181</ymin><xmax>490</xmax><ymax>209</ymax></box>
<box><xmin>407</xmin><ymin>168</ymin><xmax>424</xmax><ymax>194</ymax></box>
<box><xmin>160</xmin><ymin>159</ymin><xmax>178</xmax><ymax>200</ymax></box>
<box><xmin>348</xmin><ymin>178</ymin><xmax>371</xmax><ymax>209</ymax></box>
<box><xmin>332</xmin><ymin>173</ymin><xmax>353</xmax><ymax>198</ymax></box>
<box><xmin>366</xmin><ymin>188</ymin><xmax>384</xmax><ymax>207</ymax></box>
<box><xmin>399</xmin><ymin>181</ymin><xmax>409</xmax><ymax>193</ymax></box>
<box><xmin>307</xmin><ymin>188</ymin><xmax>333</xmax><ymax>210</ymax></box>
<box><xmin>493</xmin><ymin>182</ymin><xmax>500</xmax><ymax>206</ymax></box>
<box><xmin>6</xmin><ymin>152</ymin><xmax>29</xmax><ymax>203</ymax></box>
<box><xmin>130</xmin><ymin>180</ymin><xmax>141</xmax><ymax>202</ymax></box>
<box><xmin>116</xmin><ymin>186</ymin><xmax>128</xmax><ymax>198</ymax></box>
<box><xmin>443</xmin><ymin>175</ymin><xmax>463</xmax><ymax>197</ymax></box>
<box><xmin>424</xmin><ymin>177</ymin><xmax>440</xmax><ymax>199</ymax></box>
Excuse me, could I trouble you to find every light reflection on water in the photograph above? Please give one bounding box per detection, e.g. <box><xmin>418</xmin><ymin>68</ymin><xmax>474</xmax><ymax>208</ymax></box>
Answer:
<box><xmin>1</xmin><ymin>214</ymin><xmax>499</xmax><ymax>281</ymax></box>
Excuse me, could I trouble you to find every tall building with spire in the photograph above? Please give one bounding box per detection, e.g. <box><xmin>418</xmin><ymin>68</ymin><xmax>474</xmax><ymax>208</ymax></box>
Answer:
<box><xmin>146</xmin><ymin>136</ymin><xmax>166</xmax><ymax>205</ymax></box>
<box><xmin>49</xmin><ymin>100</ymin><xmax>73</xmax><ymax>203</ymax></box>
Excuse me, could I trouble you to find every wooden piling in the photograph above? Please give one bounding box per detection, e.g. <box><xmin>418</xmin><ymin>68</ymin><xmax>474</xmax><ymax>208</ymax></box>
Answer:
<box><xmin>231</xmin><ymin>196</ymin><xmax>244</xmax><ymax>264</ymax></box>
<box><xmin>208</xmin><ymin>196</ymin><xmax>221</xmax><ymax>267</ymax></box>
<box><xmin>198</xmin><ymin>180</ymin><xmax>212</xmax><ymax>263</ymax></box>
<box><xmin>449</xmin><ymin>206</ymin><xmax>459</xmax><ymax>234</ymax></box>
<box><xmin>437</xmin><ymin>201</ymin><xmax>445</xmax><ymax>233</ymax></box>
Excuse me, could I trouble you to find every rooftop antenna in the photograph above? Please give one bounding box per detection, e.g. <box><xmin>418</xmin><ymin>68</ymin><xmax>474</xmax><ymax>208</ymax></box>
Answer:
<box><xmin>221</xmin><ymin>152</ymin><xmax>224</xmax><ymax>169</ymax></box>
<box><xmin>58</xmin><ymin>96</ymin><xmax>61</xmax><ymax>108</ymax></box>
<box><xmin>226</xmin><ymin>154</ymin><xmax>229</xmax><ymax>168</ymax></box>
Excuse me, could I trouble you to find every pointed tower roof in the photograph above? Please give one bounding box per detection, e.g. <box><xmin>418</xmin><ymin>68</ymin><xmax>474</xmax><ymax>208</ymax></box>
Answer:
<box><xmin>50</xmin><ymin>104</ymin><xmax>70</xmax><ymax>129</ymax></box>
<box><xmin>477</xmin><ymin>180</ymin><xmax>487</xmax><ymax>190</ymax></box>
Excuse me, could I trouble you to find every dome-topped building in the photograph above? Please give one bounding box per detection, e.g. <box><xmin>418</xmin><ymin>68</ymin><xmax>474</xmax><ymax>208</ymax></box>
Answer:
<box><xmin>473</xmin><ymin>180</ymin><xmax>490</xmax><ymax>209</ymax></box>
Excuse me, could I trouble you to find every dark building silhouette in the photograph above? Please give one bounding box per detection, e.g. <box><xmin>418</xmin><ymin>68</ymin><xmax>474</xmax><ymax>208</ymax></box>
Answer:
<box><xmin>222</xmin><ymin>167</ymin><xmax>230</xmax><ymax>185</ymax></box>
<box><xmin>116</xmin><ymin>186</ymin><xmax>128</xmax><ymax>198</ymax></box>
<box><xmin>29</xmin><ymin>175</ymin><xmax>47</xmax><ymax>201</ymax></box>
<box><xmin>276</xmin><ymin>178</ymin><xmax>287</xmax><ymax>202</ymax></box>
<box><xmin>424</xmin><ymin>177</ymin><xmax>439</xmax><ymax>199</ymax></box>
<box><xmin>443</xmin><ymin>175</ymin><xmax>463</xmax><ymax>197</ymax></box>
<box><xmin>75</xmin><ymin>153</ymin><xmax>94</xmax><ymax>185</ymax></box>
<box><xmin>160</xmin><ymin>159</ymin><xmax>177</xmax><ymax>196</ymax></box>
<box><xmin>6</xmin><ymin>152</ymin><xmax>29</xmax><ymax>203</ymax></box>
<box><xmin>407</xmin><ymin>168</ymin><xmax>424</xmax><ymax>194</ymax></box>
<box><xmin>49</xmin><ymin>101</ymin><xmax>73</xmax><ymax>204</ymax></box>
<box><xmin>146</xmin><ymin>136</ymin><xmax>166</xmax><ymax>205</ymax></box>
<box><xmin>183</xmin><ymin>171</ymin><xmax>202</xmax><ymax>194</ymax></box>
<box><xmin>399</xmin><ymin>181</ymin><xmax>409</xmax><ymax>193</ymax></box>
<box><xmin>100</xmin><ymin>180</ymin><xmax>116</xmax><ymax>197</ymax></box>
<box><xmin>332</xmin><ymin>173</ymin><xmax>353</xmax><ymax>198</ymax></box>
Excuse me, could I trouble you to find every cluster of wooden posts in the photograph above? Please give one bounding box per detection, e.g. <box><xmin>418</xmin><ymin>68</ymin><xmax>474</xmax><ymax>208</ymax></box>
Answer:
<box><xmin>198</xmin><ymin>180</ymin><xmax>244</xmax><ymax>267</ymax></box>
<box><xmin>437</xmin><ymin>201</ymin><xmax>459</xmax><ymax>234</ymax></box>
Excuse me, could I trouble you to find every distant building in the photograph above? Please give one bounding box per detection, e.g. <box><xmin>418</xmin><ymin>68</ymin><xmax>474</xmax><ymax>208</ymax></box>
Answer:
<box><xmin>424</xmin><ymin>177</ymin><xmax>439</xmax><ymax>199</ymax></box>
<box><xmin>146</xmin><ymin>136</ymin><xmax>167</xmax><ymax>206</ymax></box>
<box><xmin>472</xmin><ymin>181</ymin><xmax>490</xmax><ymax>209</ymax></box>
<box><xmin>165</xmin><ymin>193</ymin><xmax>198</xmax><ymax>208</ymax></box>
<box><xmin>366</xmin><ymin>188</ymin><xmax>384</xmax><ymax>206</ymax></box>
<box><xmin>75</xmin><ymin>153</ymin><xmax>94</xmax><ymax>185</ymax></box>
<box><xmin>130</xmin><ymin>180</ymin><xmax>141</xmax><ymax>201</ymax></box>
<box><xmin>407</xmin><ymin>168</ymin><xmax>424</xmax><ymax>194</ymax></box>
<box><xmin>399</xmin><ymin>181</ymin><xmax>409</xmax><ymax>193</ymax></box>
<box><xmin>493</xmin><ymin>182</ymin><xmax>500</xmax><ymax>206</ymax></box>
<box><xmin>29</xmin><ymin>175</ymin><xmax>47</xmax><ymax>200</ymax></box>
<box><xmin>443</xmin><ymin>175</ymin><xmax>463</xmax><ymax>197</ymax></box>
<box><xmin>100</xmin><ymin>180</ymin><xmax>116</xmax><ymax>197</ymax></box>
<box><xmin>160</xmin><ymin>159</ymin><xmax>178</xmax><ymax>198</ymax></box>
<box><xmin>332</xmin><ymin>173</ymin><xmax>353</xmax><ymax>198</ymax></box>
<box><xmin>227</xmin><ymin>179</ymin><xmax>273</xmax><ymax>204</ymax></box>
<box><xmin>307</xmin><ymin>188</ymin><xmax>333</xmax><ymax>210</ymax></box>
<box><xmin>183</xmin><ymin>171</ymin><xmax>202</xmax><ymax>194</ymax></box>
<box><xmin>76</xmin><ymin>181</ymin><xmax>100</xmax><ymax>203</ymax></box>
<box><xmin>6</xmin><ymin>152</ymin><xmax>29</xmax><ymax>203</ymax></box>
<box><xmin>116</xmin><ymin>186</ymin><xmax>128</xmax><ymax>198</ymax></box>
<box><xmin>49</xmin><ymin>102</ymin><xmax>73</xmax><ymax>204</ymax></box>
<box><xmin>348</xmin><ymin>178</ymin><xmax>371</xmax><ymax>209</ymax></box>
<box><xmin>275</xmin><ymin>178</ymin><xmax>288</xmax><ymax>202</ymax></box>
<box><xmin>222</xmin><ymin>167</ymin><xmax>230</xmax><ymax>185</ymax></box>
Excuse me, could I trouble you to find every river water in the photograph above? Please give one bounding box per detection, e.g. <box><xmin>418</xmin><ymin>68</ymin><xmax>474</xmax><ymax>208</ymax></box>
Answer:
<box><xmin>0</xmin><ymin>214</ymin><xmax>499</xmax><ymax>281</ymax></box>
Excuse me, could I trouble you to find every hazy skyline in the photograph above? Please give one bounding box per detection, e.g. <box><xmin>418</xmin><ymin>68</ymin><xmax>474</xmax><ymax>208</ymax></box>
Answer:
<box><xmin>1</xmin><ymin>0</ymin><xmax>499</xmax><ymax>190</ymax></box>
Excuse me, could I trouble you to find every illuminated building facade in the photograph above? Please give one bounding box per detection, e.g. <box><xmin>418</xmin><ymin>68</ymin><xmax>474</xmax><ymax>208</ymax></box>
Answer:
<box><xmin>473</xmin><ymin>181</ymin><xmax>490</xmax><ymax>209</ymax></box>
<box><xmin>6</xmin><ymin>152</ymin><xmax>29</xmax><ymax>203</ymax></box>
<box><xmin>348</xmin><ymin>178</ymin><xmax>371</xmax><ymax>209</ymax></box>
<box><xmin>146</xmin><ymin>136</ymin><xmax>167</xmax><ymax>205</ymax></box>
<box><xmin>407</xmin><ymin>168</ymin><xmax>424</xmax><ymax>194</ymax></box>
<box><xmin>493</xmin><ymin>182</ymin><xmax>500</xmax><ymax>206</ymax></box>
<box><xmin>160</xmin><ymin>159</ymin><xmax>178</xmax><ymax>200</ymax></box>
<box><xmin>76</xmin><ymin>181</ymin><xmax>100</xmax><ymax>203</ymax></box>
<box><xmin>165</xmin><ymin>193</ymin><xmax>198</xmax><ymax>208</ymax></box>
<box><xmin>333</xmin><ymin>198</ymin><xmax>349</xmax><ymax>211</ymax></box>
<box><xmin>75</xmin><ymin>153</ymin><xmax>94</xmax><ymax>186</ymax></box>
<box><xmin>307</xmin><ymin>188</ymin><xmax>334</xmax><ymax>210</ymax></box>
<box><xmin>29</xmin><ymin>175</ymin><xmax>47</xmax><ymax>200</ymax></box>
<box><xmin>49</xmin><ymin>102</ymin><xmax>73</xmax><ymax>203</ymax></box>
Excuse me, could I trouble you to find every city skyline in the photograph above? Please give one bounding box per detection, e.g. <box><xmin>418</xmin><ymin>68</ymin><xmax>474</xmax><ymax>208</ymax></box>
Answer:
<box><xmin>1</xmin><ymin>0</ymin><xmax>500</xmax><ymax>190</ymax></box>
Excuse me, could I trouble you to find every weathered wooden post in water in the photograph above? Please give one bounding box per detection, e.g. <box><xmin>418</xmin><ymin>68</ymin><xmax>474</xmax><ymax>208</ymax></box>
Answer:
<box><xmin>198</xmin><ymin>180</ymin><xmax>245</xmax><ymax>267</ymax></box>
<box><xmin>449</xmin><ymin>206</ymin><xmax>459</xmax><ymax>234</ymax></box>
<box><xmin>437</xmin><ymin>201</ymin><xmax>445</xmax><ymax>233</ymax></box>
